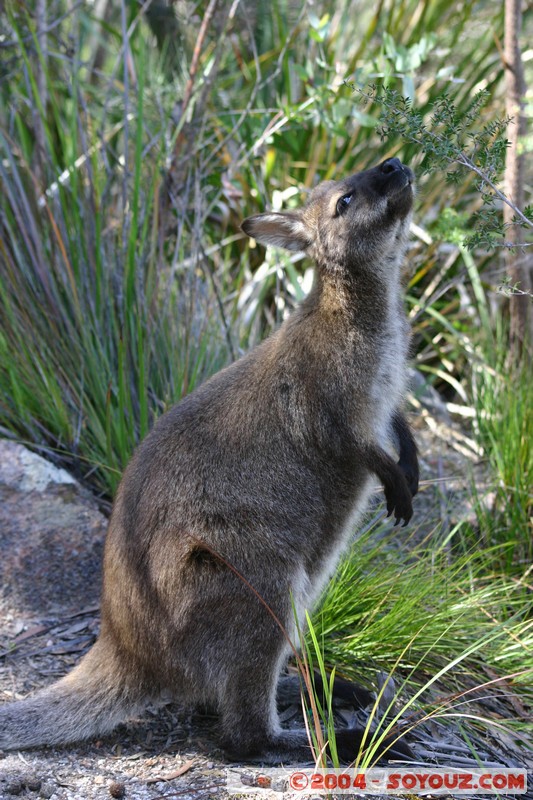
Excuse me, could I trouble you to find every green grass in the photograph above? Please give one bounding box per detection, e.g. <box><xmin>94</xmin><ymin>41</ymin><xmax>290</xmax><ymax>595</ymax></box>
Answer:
<box><xmin>465</xmin><ymin>336</ymin><xmax>532</xmax><ymax>571</ymax></box>
<box><xmin>302</xmin><ymin>519</ymin><xmax>532</xmax><ymax>765</ymax></box>
<box><xmin>314</xmin><ymin>524</ymin><xmax>531</xmax><ymax>678</ymax></box>
<box><xmin>0</xmin><ymin>9</ymin><xmax>232</xmax><ymax>494</ymax></box>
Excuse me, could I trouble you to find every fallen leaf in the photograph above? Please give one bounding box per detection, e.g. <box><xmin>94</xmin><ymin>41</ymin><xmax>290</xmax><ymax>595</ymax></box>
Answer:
<box><xmin>145</xmin><ymin>759</ymin><xmax>196</xmax><ymax>784</ymax></box>
<box><xmin>14</xmin><ymin>624</ymin><xmax>50</xmax><ymax>642</ymax></box>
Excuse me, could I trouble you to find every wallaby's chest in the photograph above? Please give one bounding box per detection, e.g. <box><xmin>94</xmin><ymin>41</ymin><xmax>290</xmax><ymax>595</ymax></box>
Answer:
<box><xmin>368</xmin><ymin>298</ymin><xmax>410</xmax><ymax>446</ymax></box>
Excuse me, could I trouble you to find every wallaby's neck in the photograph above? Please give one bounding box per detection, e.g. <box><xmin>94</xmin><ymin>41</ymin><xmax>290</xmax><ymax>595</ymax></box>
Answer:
<box><xmin>304</xmin><ymin>261</ymin><xmax>403</xmax><ymax>333</ymax></box>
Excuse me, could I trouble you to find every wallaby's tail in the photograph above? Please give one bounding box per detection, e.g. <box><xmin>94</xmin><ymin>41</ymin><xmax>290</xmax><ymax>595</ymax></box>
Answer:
<box><xmin>0</xmin><ymin>638</ymin><xmax>145</xmax><ymax>750</ymax></box>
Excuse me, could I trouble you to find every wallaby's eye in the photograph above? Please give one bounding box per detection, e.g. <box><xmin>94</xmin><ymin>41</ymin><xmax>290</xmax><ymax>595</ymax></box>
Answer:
<box><xmin>336</xmin><ymin>193</ymin><xmax>353</xmax><ymax>216</ymax></box>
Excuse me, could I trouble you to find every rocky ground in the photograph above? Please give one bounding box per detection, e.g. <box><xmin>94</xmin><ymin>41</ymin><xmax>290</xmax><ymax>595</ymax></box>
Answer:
<box><xmin>0</xmin><ymin>408</ymin><xmax>531</xmax><ymax>799</ymax></box>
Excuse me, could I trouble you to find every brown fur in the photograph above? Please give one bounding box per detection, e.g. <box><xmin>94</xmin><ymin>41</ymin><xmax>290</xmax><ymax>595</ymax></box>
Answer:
<box><xmin>0</xmin><ymin>158</ymin><xmax>418</xmax><ymax>762</ymax></box>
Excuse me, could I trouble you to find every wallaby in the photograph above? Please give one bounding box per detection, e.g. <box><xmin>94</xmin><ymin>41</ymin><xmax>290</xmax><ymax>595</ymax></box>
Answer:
<box><xmin>0</xmin><ymin>157</ymin><xmax>419</xmax><ymax>763</ymax></box>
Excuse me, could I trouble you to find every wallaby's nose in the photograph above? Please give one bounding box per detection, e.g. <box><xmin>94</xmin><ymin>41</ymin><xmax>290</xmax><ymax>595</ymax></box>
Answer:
<box><xmin>380</xmin><ymin>157</ymin><xmax>404</xmax><ymax>174</ymax></box>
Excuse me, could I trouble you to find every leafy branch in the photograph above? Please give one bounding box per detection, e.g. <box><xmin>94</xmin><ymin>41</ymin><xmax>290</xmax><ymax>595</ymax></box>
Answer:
<box><xmin>355</xmin><ymin>85</ymin><xmax>533</xmax><ymax>249</ymax></box>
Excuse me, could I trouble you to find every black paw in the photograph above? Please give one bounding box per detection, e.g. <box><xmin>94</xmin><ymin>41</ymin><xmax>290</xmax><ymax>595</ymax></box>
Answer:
<box><xmin>384</xmin><ymin>476</ymin><xmax>413</xmax><ymax>526</ymax></box>
<box><xmin>334</xmin><ymin>728</ymin><xmax>415</xmax><ymax>763</ymax></box>
<box><xmin>398</xmin><ymin>456</ymin><xmax>419</xmax><ymax>498</ymax></box>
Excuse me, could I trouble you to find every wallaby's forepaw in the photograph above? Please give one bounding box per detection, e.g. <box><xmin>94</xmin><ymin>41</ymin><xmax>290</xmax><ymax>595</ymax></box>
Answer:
<box><xmin>398</xmin><ymin>455</ymin><xmax>419</xmax><ymax>498</ymax></box>
<box><xmin>393</xmin><ymin>410</ymin><xmax>419</xmax><ymax>498</ymax></box>
<box><xmin>365</xmin><ymin>443</ymin><xmax>414</xmax><ymax>527</ymax></box>
<box><xmin>384</xmin><ymin>476</ymin><xmax>413</xmax><ymax>527</ymax></box>
<box><xmin>334</xmin><ymin>727</ymin><xmax>415</xmax><ymax>763</ymax></box>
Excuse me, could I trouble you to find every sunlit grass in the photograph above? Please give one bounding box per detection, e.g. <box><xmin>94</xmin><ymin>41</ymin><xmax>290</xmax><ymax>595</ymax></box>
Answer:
<box><xmin>302</xmin><ymin>518</ymin><xmax>532</xmax><ymax>764</ymax></box>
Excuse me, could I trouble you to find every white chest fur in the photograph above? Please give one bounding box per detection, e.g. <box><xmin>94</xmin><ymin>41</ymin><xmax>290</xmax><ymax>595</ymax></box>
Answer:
<box><xmin>371</xmin><ymin>276</ymin><xmax>409</xmax><ymax>450</ymax></box>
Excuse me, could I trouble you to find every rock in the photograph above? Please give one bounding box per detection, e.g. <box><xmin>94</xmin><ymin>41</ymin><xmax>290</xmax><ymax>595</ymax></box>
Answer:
<box><xmin>0</xmin><ymin>441</ymin><xmax>77</xmax><ymax>493</ymax></box>
<box><xmin>39</xmin><ymin>782</ymin><xmax>56</xmax><ymax>799</ymax></box>
<box><xmin>0</xmin><ymin>440</ymin><xmax>107</xmax><ymax>617</ymax></box>
<box><xmin>4</xmin><ymin>781</ymin><xmax>24</xmax><ymax>796</ymax></box>
<box><xmin>26</xmin><ymin>776</ymin><xmax>42</xmax><ymax>792</ymax></box>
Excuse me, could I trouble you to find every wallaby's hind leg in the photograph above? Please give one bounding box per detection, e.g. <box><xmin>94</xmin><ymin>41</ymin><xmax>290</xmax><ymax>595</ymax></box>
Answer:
<box><xmin>219</xmin><ymin>658</ymin><xmax>298</xmax><ymax>760</ymax></box>
<box><xmin>221</xmin><ymin>664</ymin><xmax>414</xmax><ymax>764</ymax></box>
<box><xmin>219</xmin><ymin>662</ymin><xmax>321</xmax><ymax>764</ymax></box>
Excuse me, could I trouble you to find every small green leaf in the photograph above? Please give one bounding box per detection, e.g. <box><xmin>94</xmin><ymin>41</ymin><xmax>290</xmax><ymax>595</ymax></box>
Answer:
<box><xmin>293</xmin><ymin>63</ymin><xmax>310</xmax><ymax>81</ymax></box>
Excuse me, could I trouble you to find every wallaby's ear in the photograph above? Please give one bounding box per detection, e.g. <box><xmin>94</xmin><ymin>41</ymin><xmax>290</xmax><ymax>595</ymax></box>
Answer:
<box><xmin>241</xmin><ymin>211</ymin><xmax>311</xmax><ymax>252</ymax></box>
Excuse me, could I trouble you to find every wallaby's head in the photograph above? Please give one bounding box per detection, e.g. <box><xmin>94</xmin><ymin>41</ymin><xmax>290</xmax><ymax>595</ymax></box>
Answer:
<box><xmin>241</xmin><ymin>158</ymin><xmax>414</xmax><ymax>274</ymax></box>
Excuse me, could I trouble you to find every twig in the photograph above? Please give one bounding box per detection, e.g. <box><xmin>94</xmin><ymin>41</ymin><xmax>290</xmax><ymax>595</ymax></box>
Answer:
<box><xmin>360</xmin><ymin>86</ymin><xmax>533</xmax><ymax>231</ymax></box>
<box><xmin>455</xmin><ymin>152</ymin><xmax>533</xmax><ymax>230</ymax></box>
<box><xmin>197</xmin><ymin>242</ymin><xmax>236</xmax><ymax>361</ymax></box>
<box><xmin>399</xmin><ymin>119</ymin><xmax>532</xmax><ymax>231</ymax></box>
<box><xmin>201</xmin><ymin>0</ymin><xmax>311</xmax><ymax>174</ymax></box>
<box><xmin>172</xmin><ymin>0</ymin><xmax>221</xmax><ymax>158</ymax></box>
